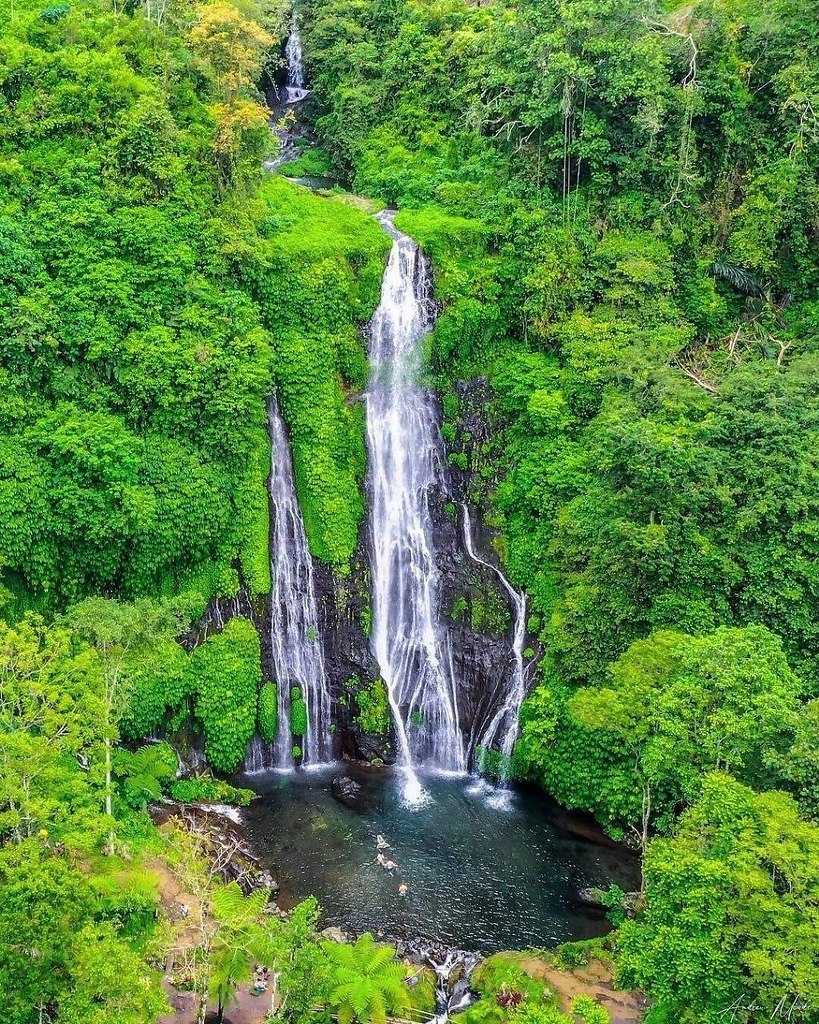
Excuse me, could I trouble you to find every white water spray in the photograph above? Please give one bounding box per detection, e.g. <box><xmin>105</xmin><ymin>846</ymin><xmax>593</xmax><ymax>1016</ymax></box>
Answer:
<box><xmin>284</xmin><ymin>19</ymin><xmax>310</xmax><ymax>103</ymax></box>
<box><xmin>462</xmin><ymin>505</ymin><xmax>527</xmax><ymax>781</ymax></box>
<box><xmin>245</xmin><ymin>397</ymin><xmax>332</xmax><ymax>771</ymax></box>
<box><xmin>366</xmin><ymin>214</ymin><xmax>466</xmax><ymax>799</ymax></box>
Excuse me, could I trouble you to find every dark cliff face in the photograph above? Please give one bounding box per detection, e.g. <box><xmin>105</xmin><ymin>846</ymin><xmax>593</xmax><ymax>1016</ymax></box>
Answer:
<box><xmin>313</xmin><ymin>374</ymin><xmax>531</xmax><ymax>766</ymax></box>
<box><xmin>187</xmin><ymin>376</ymin><xmax>534</xmax><ymax>768</ymax></box>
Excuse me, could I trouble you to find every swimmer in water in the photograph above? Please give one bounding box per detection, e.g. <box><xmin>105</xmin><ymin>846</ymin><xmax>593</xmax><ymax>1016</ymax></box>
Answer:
<box><xmin>384</xmin><ymin>859</ymin><xmax>398</xmax><ymax>875</ymax></box>
<box><xmin>397</xmin><ymin>882</ymin><xmax>410</xmax><ymax>898</ymax></box>
<box><xmin>376</xmin><ymin>834</ymin><xmax>390</xmax><ymax>850</ymax></box>
<box><xmin>376</xmin><ymin>852</ymin><xmax>388</xmax><ymax>868</ymax></box>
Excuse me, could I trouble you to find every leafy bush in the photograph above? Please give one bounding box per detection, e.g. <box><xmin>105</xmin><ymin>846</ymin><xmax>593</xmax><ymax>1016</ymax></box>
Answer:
<box><xmin>189</xmin><ymin>619</ymin><xmax>261</xmax><ymax>773</ymax></box>
<box><xmin>113</xmin><ymin>743</ymin><xmax>178</xmax><ymax>810</ymax></box>
<box><xmin>169</xmin><ymin>778</ymin><xmax>253</xmax><ymax>806</ymax></box>
<box><xmin>354</xmin><ymin>678</ymin><xmax>391</xmax><ymax>735</ymax></box>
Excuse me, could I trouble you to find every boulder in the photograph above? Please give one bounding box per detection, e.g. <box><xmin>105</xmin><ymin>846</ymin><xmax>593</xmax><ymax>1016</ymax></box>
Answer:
<box><xmin>331</xmin><ymin>774</ymin><xmax>364</xmax><ymax>810</ymax></box>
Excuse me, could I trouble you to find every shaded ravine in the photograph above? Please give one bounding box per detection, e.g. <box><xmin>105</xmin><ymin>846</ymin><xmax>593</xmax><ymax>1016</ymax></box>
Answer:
<box><xmin>366</xmin><ymin>212</ymin><xmax>466</xmax><ymax>797</ymax></box>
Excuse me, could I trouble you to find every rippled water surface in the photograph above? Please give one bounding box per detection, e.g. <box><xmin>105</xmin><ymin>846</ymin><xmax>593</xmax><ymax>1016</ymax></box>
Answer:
<box><xmin>239</xmin><ymin>766</ymin><xmax>639</xmax><ymax>953</ymax></box>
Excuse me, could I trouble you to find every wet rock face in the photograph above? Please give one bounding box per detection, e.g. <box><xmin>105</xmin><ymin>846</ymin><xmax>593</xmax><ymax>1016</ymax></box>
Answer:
<box><xmin>187</xmin><ymin>375</ymin><xmax>534</xmax><ymax>769</ymax></box>
<box><xmin>429</xmin><ymin>376</ymin><xmax>529</xmax><ymax>754</ymax></box>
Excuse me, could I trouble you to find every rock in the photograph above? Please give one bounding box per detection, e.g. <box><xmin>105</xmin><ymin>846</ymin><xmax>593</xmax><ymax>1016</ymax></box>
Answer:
<box><xmin>577</xmin><ymin>886</ymin><xmax>608</xmax><ymax>909</ymax></box>
<box><xmin>356</xmin><ymin>733</ymin><xmax>396</xmax><ymax>765</ymax></box>
<box><xmin>256</xmin><ymin>871</ymin><xmax>279</xmax><ymax>893</ymax></box>
<box><xmin>331</xmin><ymin>774</ymin><xmax>364</xmax><ymax>810</ymax></box>
<box><xmin>321</xmin><ymin>926</ymin><xmax>348</xmax><ymax>943</ymax></box>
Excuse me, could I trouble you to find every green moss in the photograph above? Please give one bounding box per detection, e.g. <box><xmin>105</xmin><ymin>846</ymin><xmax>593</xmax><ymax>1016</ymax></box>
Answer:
<box><xmin>189</xmin><ymin>618</ymin><xmax>261</xmax><ymax>774</ymax></box>
<box><xmin>237</xmin><ymin>425</ymin><xmax>272</xmax><ymax>596</ymax></box>
<box><xmin>290</xmin><ymin>686</ymin><xmax>308</xmax><ymax>736</ymax></box>
<box><xmin>355</xmin><ymin>678</ymin><xmax>392</xmax><ymax>735</ymax></box>
<box><xmin>249</xmin><ymin>178</ymin><xmax>391</xmax><ymax>571</ymax></box>
<box><xmin>258</xmin><ymin>682</ymin><xmax>278</xmax><ymax>742</ymax></box>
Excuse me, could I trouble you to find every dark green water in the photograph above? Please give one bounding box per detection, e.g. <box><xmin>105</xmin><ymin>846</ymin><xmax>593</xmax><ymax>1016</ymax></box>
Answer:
<box><xmin>240</xmin><ymin>765</ymin><xmax>639</xmax><ymax>954</ymax></box>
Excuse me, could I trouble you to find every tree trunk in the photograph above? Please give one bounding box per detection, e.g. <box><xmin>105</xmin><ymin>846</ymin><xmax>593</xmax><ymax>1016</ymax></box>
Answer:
<box><xmin>104</xmin><ymin>734</ymin><xmax>115</xmax><ymax>855</ymax></box>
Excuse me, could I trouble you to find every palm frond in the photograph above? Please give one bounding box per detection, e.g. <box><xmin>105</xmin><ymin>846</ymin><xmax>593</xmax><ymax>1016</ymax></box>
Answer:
<box><xmin>711</xmin><ymin>261</ymin><xmax>763</xmax><ymax>296</ymax></box>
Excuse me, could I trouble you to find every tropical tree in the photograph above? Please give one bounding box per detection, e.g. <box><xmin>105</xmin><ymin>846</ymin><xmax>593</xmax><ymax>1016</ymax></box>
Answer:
<box><xmin>618</xmin><ymin>774</ymin><xmax>819</xmax><ymax>1024</ymax></box>
<box><xmin>62</xmin><ymin>598</ymin><xmax>182</xmax><ymax>853</ymax></box>
<box><xmin>570</xmin><ymin>625</ymin><xmax>802</xmax><ymax>842</ymax></box>
<box><xmin>322</xmin><ymin>932</ymin><xmax>412</xmax><ymax>1024</ymax></box>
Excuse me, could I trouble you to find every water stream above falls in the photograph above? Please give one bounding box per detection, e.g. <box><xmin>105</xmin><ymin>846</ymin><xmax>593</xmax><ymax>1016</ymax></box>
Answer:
<box><xmin>239</xmin><ymin>766</ymin><xmax>640</xmax><ymax>954</ymax></box>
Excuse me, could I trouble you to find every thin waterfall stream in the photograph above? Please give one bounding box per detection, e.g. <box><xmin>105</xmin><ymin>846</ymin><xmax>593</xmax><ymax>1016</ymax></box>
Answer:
<box><xmin>284</xmin><ymin>19</ymin><xmax>309</xmax><ymax>103</ymax></box>
<box><xmin>366</xmin><ymin>212</ymin><xmax>465</xmax><ymax>801</ymax></box>
<box><xmin>245</xmin><ymin>397</ymin><xmax>331</xmax><ymax>771</ymax></box>
<box><xmin>462</xmin><ymin>505</ymin><xmax>528</xmax><ymax>781</ymax></box>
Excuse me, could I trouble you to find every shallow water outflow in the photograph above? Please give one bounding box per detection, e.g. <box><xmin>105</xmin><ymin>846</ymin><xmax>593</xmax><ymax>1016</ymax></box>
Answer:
<box><xmin>245</xmin><ymin>398</ymin><xmax>331</xmax><ymax>772</ymax></box>
<box><xmin>462</xmin><ymin>506</ymin><xmax>528</xmax><ymax>778</ymax></box>
<box><xmin>240</xmin><ymin>767</ymin><xmax>639</xmax><ymax>954</ymax></box>
<box><xmin>366</xmin><ymin>214</ymin><xmax>465</xmax><ymax>788</ymax></box>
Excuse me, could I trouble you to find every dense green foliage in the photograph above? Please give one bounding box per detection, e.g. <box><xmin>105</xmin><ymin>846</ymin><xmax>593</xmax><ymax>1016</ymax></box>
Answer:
<box><xmin>294</xmin><ymin>0</ymin><xmax>819</xmax><ymax>1018</ymax></box>
<box><xmin>2</xmin><ymin>0</ymin><xmax>818</xmax><ymax>1018</ymax></box>
<box><xmin>0</xmin><ymin>0</ymin><xmax>387</xmax><ymax>620</ymax></box>
<box><xmin>189</xmin><ymin>617</ymin><xmax>261</xmax><ymax>773</ymax></box>
<box><xmin>618</xmin><ymin>775</ymin><xmax>819</xmax><ymax>1022</ymax></box>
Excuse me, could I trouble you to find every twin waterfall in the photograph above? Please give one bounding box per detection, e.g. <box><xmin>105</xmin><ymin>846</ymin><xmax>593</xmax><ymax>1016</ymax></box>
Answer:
<box><xmin>366</xmin><ymin>215</ymin><xmax>466</xmax><ymax>787</ymax></box>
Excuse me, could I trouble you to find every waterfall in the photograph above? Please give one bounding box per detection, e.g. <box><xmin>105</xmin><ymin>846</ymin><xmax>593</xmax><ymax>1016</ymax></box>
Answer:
<box><xmin>245</xmin><ymin>397</ymin><xmax>332</xmax><ymax>771</ymax></box>
<box><xmin>284</xmin><ymin>19</ymin><xmax>310</xmax><ymax>103</ymax></box>
<box><xmin>366</xmin><ymin>213</ymin><xmax>466</xmax><ymax>797</ymax></box>
<box><xmin>462</xmin><ymin>505</ymin><xmax>527</xmax><ymax>780</ymax></box>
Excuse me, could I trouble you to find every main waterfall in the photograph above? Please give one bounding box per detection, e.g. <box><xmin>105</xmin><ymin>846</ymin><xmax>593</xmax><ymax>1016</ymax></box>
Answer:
<box><xmin>366</xmin><ymin>213</ymin><xmax>465</xmax><ymax>792</ymax></box>
<box><xmin>246</xmin><ymin>397</ymin><xmax>331</xmax><ymax>771</ymax></box>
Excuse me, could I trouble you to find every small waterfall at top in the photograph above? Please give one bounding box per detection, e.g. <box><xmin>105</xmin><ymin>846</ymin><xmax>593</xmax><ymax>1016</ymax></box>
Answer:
<box><xmin>366</xmin><ymin>213</ymin><xmax>466</xmax><ymax>802</ymax></box>
<box><xmin>462</xmin><ymin>505</ymin><xmax>527</xmax><ymax>783</ymax></box>
<box><xmin>284</xmin><ymin>18</ymin><xmax>310</xmax><ymax>103</ymax></box>
<box><xmin>244</xmin><ymin>397</ymin><xmax>332</xmax><ymax>772</ymax></box>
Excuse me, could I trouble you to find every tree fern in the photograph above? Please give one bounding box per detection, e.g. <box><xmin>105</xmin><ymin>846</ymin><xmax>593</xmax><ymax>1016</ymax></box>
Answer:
<box><xmin>323</xmin><ymin>933</ymin><xmax>411</xmax><ymax>1024</ymax></box>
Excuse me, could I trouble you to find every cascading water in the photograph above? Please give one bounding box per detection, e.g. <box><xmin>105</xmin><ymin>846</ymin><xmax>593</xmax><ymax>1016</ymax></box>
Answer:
<box><xmin>462</xmin><ymin>505</ymin><xmax>527</xmax><ymax>781</ymax></box>
<box><xmin>245</xmin><ymin>397</ymin><xmax>332</xmax><ymax>772</ymax></box>
<box><xmin>284</xmin><ymin>19</ymin><xmax>310</xmax><ymax>103</ymax></box>
<box><xmin>366</xmin><ymin>214</ymin><xmax>465</xmax><ymax>798</ymax></box>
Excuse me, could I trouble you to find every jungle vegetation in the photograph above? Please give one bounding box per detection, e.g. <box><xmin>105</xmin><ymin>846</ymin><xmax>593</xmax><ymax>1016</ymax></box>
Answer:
<box><xmin>0</xmin><ymin>0</ymin><xmax>818</xmax><ymax>1021</ymax></box>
